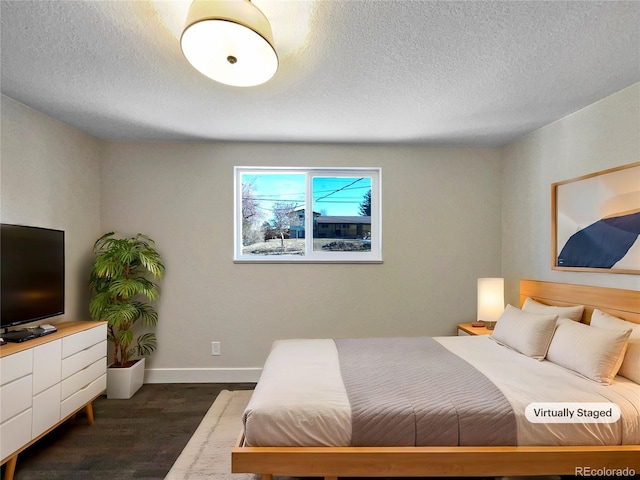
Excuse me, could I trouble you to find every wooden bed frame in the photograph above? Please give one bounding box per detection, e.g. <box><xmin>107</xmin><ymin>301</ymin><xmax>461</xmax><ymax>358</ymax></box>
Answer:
<box><xmin>232</xmin><ymin>279</ymin><xmax>640</xmax><ymax>478</ymax></box>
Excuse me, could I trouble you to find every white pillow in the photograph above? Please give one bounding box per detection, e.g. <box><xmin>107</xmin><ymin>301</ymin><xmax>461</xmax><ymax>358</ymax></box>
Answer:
<box><xmin>590</xmin><ymin>309</ymin><xmax>640</xmax><ymax>384</ymax></box>
<box><xmin>522</xmin><ymin>297</ymin><xmax>584</xmax><ymax>322</ymax></box>
<box><xmin>491</xmin><ymin>304</ymin><xmax>558</xmax><ymax>359</ymax></box>
<box><xmin>546</xmin><ymin>318</ymin><xmax>632</xmax><ymax>385</ymax></box>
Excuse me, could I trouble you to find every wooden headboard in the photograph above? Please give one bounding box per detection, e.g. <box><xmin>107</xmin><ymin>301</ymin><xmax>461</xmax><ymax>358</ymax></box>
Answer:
<box><xmin>520</xmin><ymin>279</ymin><xmax>640</xmax><ymax>325</ymax></box>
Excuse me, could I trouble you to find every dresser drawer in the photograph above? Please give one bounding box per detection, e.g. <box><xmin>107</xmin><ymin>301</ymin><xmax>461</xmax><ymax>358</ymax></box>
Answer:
<box><xmin>61</xmin><ymin>341</ymin><xmax>107</xmax><ymax>380</ymax></box>
<box><xmin>0</xmin><ymin>350</ymin><xmax>33</xmax><ymax>387</ymax></box>
<box><xmin>33</xmin><ymin>339</ymin><xmax>62</xmax><ymax>395</ymax></box>
<box><xmin>0</xmin><ymin>408</ymin><xmax>32</xmax><ymax>461</ymax></box>
<box><xmin>0</xmin><ymin>375</ymin><xmax>32</xmax><ymax>424</ymax></box>
<box><xmin>61</xmin><ymin>358</ymin><xmax>106</xmax><ymax>401</ymax></box>
<box><xmin>32</xmin><ymin>383</ymin><xmax>61</xmax><ymax>439</ymax></box>
<box><xmin>62</xmin><ymin>324</ymin><xmax>107</xmax><ymax>358</ymax></box>
<box><xmin>60</xmin><ymin>374</ymin><xmax>106</xmax><ymax>419</ymax></box>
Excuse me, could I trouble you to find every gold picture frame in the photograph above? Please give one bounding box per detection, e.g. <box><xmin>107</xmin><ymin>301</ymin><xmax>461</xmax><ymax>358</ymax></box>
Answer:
<box><xmin>551</xmin><ymin>162</ymin><xmax>640</xmax><ymax>274</ymax></box>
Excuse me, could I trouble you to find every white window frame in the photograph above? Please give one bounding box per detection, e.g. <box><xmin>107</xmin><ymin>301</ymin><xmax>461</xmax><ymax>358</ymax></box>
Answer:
<box><xmin>234</xmin><ymin>166</ymin><xmax>382</xmax><ymax>263</ymax></box>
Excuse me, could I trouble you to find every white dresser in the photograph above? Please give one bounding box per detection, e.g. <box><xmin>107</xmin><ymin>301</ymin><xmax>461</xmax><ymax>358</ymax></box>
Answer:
<box><xmin>0</xmin><ymin>321</ymin><xmax>106</xmax><ymax>480</ymax></box>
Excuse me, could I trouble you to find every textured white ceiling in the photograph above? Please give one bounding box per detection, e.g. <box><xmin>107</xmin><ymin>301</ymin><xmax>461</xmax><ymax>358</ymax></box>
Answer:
<box><xmin>1</xmin><ymin>0</ymin><xmax>638</xmax><ymax>146</ymax></box>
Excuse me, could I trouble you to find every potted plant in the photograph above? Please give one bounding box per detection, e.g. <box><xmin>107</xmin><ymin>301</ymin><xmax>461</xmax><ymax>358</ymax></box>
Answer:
<box><xmin>89</xmin><ymin>232</ymin><xmax>165</xmax><ymax>399</ymax></box>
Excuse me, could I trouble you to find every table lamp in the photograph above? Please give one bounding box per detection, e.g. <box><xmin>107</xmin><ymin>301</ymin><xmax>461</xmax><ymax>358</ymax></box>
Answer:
<box><xmin>477</xmin><ymin>278</ymin><xmax>504</xmax><ymax>330</ymax></box>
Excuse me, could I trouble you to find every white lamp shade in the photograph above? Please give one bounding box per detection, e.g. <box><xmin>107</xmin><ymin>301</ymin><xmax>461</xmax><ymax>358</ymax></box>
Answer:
<box><xmin>181</xmin><ymin>0</ymin><xmax>278</xmax><ymax>87</ymax></box>
<box><xmin>477</xmin><ymin>278</ymin><xmax>504</xmax><ymax>322</ymax></box>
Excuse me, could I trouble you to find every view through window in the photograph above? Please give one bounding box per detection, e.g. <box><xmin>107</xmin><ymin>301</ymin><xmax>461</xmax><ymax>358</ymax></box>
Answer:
<box><xmin>235</xmin><ymin>167</ymin><xmax>381</xmax><ymax>262</ymax></box>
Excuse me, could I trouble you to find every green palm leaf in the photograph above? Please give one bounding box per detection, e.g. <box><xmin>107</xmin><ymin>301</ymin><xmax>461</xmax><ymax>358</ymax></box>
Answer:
<box><xmin>131</xmin><ymin>302</ymin><xmax>159</xmax><ymax>327</ymax></box>
<box><xmin>135</xmin><ymin>333</ymin><xmax>157</xmax><ymax>357</ymax></box>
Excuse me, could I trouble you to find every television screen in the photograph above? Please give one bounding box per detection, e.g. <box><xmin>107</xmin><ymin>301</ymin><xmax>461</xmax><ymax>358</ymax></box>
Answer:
<box><xmin>1</xmin><ymin>224</ymin><xmax>65</xmax><ymax>328</ymax></box>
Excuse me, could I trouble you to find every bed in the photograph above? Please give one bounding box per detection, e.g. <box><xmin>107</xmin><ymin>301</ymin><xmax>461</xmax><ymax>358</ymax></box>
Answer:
<box><xmin>232</xmin><ymin>280</ymin><xmax>640</xmax><ymax>478</ymax></box>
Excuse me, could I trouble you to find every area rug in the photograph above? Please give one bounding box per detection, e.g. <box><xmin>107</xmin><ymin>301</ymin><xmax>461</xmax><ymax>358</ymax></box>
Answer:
<box><xmin>164</xmin><ymin>389</ymin><xmax>256</xmax><ymax>480</ymax></box>
<box><xmin>165</xmin><ymin>389</ymin><xmax>560</xmax><ymax>480</ymax></box>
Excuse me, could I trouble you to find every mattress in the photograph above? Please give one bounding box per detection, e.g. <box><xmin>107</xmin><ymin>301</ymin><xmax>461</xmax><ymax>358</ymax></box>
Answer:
<box><xmin>243</xmin><ymin>336</ymin><xmax>640</xmax><ymax>447</ymax></box>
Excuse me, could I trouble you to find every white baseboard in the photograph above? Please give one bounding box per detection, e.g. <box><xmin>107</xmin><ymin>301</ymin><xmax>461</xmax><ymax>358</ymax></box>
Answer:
<box><xmin>144</xmin><ymin>367</ymin><xmax>262</xmax><ymax>384</ymax></box>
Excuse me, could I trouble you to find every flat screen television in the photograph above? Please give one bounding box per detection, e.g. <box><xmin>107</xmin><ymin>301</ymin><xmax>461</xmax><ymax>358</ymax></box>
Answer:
<box><xmin>1</xmin><ymin>224</ymin><xmax>65</xmax><ymax>329</ymax></box>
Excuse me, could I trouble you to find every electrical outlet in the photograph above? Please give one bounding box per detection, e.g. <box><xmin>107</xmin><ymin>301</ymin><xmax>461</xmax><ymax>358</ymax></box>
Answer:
<box><xmin>211</xmin><ymin>341</ymin><xmax>221</xmax><ymax>356</ymax></box>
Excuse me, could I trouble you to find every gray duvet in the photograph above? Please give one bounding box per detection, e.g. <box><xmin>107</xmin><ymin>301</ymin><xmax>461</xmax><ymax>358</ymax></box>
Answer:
<box><xmin>335</xmin><ymin>337</ymin><xmax>517</xmax><ymax>446</ymax></box>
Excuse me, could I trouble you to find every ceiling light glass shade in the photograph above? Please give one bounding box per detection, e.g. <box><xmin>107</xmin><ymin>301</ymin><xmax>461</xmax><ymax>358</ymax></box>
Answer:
<box><xmin>181</xmin><ymin>0</ymin><xmax>278</xmax><ymax>87</ymax></box>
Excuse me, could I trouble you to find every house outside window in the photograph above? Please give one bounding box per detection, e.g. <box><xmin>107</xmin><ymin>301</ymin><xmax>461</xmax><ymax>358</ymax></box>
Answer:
<box><xmin>235</xmin><ymin>167</ymin><xmax>381</xmax><ymax>263</ymax></box>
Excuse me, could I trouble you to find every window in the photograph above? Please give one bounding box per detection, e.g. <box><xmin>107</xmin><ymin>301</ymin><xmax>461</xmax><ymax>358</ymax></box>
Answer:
<box><xmin>235</xmin><ymin>167</ymin><xmax>381</xmax><ymax>263</ymax></box>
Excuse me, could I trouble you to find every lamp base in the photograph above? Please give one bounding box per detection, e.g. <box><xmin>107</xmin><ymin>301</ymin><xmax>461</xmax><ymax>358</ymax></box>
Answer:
<box><xmin>482</xmin><ymin>320</ymin><xmax>496</xmax><ymax>330</ymax></box>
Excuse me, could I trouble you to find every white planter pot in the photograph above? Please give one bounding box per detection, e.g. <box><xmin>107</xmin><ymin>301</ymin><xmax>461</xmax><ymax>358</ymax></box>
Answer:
<box><xmin>106</xmin><ymin>357</ymin><xmax>145</xmax><ymax>399</ymax></box>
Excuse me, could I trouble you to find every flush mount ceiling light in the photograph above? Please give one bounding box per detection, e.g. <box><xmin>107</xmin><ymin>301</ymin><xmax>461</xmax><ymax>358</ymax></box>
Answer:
<box><xmin>180</xmin><ymin>0</ymin><xmax>278</xmax><ymax>87</ymax></box>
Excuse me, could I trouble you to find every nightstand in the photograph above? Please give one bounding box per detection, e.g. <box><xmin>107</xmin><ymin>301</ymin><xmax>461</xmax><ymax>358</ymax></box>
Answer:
<box><xmin>457</xmin><ymin>322</ymin><xmax>493</xmax><ymax>336</ymax></box>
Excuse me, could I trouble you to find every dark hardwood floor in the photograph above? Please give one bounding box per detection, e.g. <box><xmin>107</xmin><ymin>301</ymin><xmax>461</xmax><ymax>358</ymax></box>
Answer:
<box><xmin>3</xmin><ymin>383</ymin><xmax>255</xmax><ymax>480</ymax></box>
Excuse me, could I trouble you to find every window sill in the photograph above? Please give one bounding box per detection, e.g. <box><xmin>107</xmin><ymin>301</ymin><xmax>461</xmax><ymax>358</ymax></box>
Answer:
<box><xmin>233</xmin><ymin>258</ymin><xmax>383</xmax><ymax>264</ymax></box>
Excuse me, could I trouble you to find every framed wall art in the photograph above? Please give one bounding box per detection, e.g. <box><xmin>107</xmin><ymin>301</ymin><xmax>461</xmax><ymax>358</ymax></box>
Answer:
<box><xmin>551</xmin><ymin>162</ymin><xmax>640</xmax><ymax>274</ymax></box>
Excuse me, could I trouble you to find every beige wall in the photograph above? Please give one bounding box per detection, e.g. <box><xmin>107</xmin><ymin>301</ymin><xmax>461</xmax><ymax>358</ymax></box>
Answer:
<box><xmin>501</xmin><ymin>83</ymin><xmax>640</xmax><ymax>302</ymax></box>
<box><xmin>2</xmin><ymin>82</ymin><xmax>638</xmax><ymax>382</ymax></box>
<box><xmin>99</xmin><ymin>142</ymin><xmax>502</xmax><ymax>381</ymax></box>
<box><xmin>0</xmin><ymin>95</ymin><xmax>102</xmax><ymax>323</ymax></box>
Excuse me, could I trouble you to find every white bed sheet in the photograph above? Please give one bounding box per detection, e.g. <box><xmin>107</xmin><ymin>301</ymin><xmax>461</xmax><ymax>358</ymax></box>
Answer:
<box><xmin>438</xmin><ymin>335</ymin><xmax>640</xmax><ymax>446</ymax></box>
<box><xmin>243</xmin><ymin>339</ymin><xmax>351</xmax><ymax>446</ymax></box>
<box><xmin>243</xmin><ymin>336</ymin><xmax>640</xmax><ymax>447</ymax></box>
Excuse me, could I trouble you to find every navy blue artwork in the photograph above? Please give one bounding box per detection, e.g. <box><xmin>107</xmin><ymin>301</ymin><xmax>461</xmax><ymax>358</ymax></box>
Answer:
<box><xmin>557</xmin><ymin>211</ymin><xmax>640</xmax><ymax>268</ymax></box>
